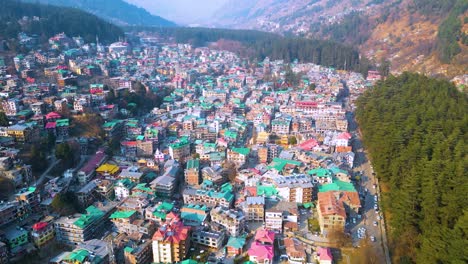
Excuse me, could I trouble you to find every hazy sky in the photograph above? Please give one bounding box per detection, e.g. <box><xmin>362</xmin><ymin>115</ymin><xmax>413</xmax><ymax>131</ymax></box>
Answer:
<box><xmin>126</xmin><ymin>0</ymin><xmax>229</xmax><ymax>25</ymax></box>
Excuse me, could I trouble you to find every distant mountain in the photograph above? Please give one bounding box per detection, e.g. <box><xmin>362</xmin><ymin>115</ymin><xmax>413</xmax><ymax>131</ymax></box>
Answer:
<box><xmin>22</xmin><ymin>0</ymin><xmax>176</xmax><ymax>27</ymax></box>
<box><xmin>212</xmin><ymin>0</ymin><xmax>468</xmax><ymax>78</ymax></box>
<box><xmin>0</xmin><ymin>0</ymin><xmax>123</xmax><ymax>44</ymax></box>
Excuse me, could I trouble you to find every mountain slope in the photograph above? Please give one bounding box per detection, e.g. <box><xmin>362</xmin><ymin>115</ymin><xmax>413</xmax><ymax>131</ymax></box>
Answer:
<box><xmin>212</xmin><ymin>0</ymin><xmax>468</xmax><ymax>78</ymax></box>
<box><xmin>22</xmin><ymin>0</ymin><xmax>176</xmax><ymax>27</ymax></box>
<box><xmin>0</xmin><ymin>0</ymin><xmax>123</xmax><ymax>43</ymax></box>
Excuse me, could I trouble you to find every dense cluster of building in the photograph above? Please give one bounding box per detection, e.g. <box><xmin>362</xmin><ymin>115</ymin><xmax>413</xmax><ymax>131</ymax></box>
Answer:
<box><xmin>0</xmin><ymin>31</ymin><xmax>378</xmax><ymax>264</ymax></box>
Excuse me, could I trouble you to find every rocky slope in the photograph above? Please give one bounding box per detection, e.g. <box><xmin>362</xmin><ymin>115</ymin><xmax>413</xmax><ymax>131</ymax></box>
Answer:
<box><xmin>212</xmin><ymin>0</ymin><xmax>468</xmax><ymax>78</ymax></box>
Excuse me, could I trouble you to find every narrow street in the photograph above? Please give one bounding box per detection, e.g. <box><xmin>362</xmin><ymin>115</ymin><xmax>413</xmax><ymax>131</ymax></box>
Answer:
<box><xmin>347</xmin><ymin>111</ymin><xmax>391</xmax><ymax>264</ymax></box>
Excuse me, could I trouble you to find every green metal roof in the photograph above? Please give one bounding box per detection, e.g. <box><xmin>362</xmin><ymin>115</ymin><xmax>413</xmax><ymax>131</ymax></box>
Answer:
<box><xmin>257</xmin><ymin>184</ymin><xmax>278</xmax><ymax>197</ymax></box>
<box><xmin>318</xmin><ymin>180</ymin><xmax>357</xmax><ymax>193</ymax></box>
<box><xmin>227</xmin><ymin>236</ymin><xmax>246</xmax><ymax>249</ymax></box>
<box><xmin>56</xmin><ymin>119</ymin><xmax>69</xmax><ymax>127</ymax></box>
<box><xmin>157</xmin><ymin>202</ymin><xmax>174</xmax><ymax>212</ymax></box>
<box><xmin>231</xmin><ymin>147</ymin><xmax>250</xmax><ymax>156</ymax></box>
<box><xmin>307</xmin><ymin>168</ymin><xmax>333</xmax><ymax>177</ymax></box>
<box><xmin>65</xmin><ymin>249</ymin><xmax>89</xmax><ymax>263</ymax></box>
<box><xmin>110</xmin><ymin>210</ymin><xmax>136</xmax><ymax>219</ymax></box>
<box><xmin>74</xmin><ymin>206</ymin><xmax>104</xmax><ymax>229</ymax></box>
<box><xmin>186</xmin><ymin>159</ymin><xmax>200</xmax><ymax>170</ymax></box>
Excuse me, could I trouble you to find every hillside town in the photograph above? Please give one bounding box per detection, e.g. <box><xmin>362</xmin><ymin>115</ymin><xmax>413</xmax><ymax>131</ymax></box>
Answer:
<box><xmin>0</xmin><ymin>31</ymin><xmax>384</xmax><ymax>264</ymax></box>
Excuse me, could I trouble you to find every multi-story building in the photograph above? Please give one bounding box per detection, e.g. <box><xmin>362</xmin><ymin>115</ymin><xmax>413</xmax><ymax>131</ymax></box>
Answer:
<box><xmin>190</xmin><ymin>227</ymin><xmax>225</xmax><ymax>249</ymax></box>
<box><xmin>110</xmin><ymin>210</ymin><xmax>155</xmax><ymax>236</ymax></box>
<box><xmin>114</xmin><ymin>178</ymin><xmax>136</xmax><ymax>200</ymax></box>
<box><xmin>124</xmin><ymin>240</ymin><xmax>152</xmax><ymax>264</ymax></box>
<box><xmin>0</xmin><ymin>201</ymin><xmax>18</xmax><ymax>226</ymax></box>
<box><xmin>227</xmin><ymin>148</ymin><xmax>250</xmax><ymax>167</ymax></box>
<box><xmin>31</xmin><ymin>222</ymin><xmax>55</xmax><ymax>248</ymax></box>
<box><xmin>55</xmin><ymin>118</ymin><xmax>69</xmax><ymax>138</ymax></box>
<box><xmin>243</xmin><ymin>196</ymin><xmax>265</xmax><ymax>222</ymax></box>
<box><xmin>76</xmin><ymin>181</ymin><xmax>97</xmax><ymax>208</ymax></box>
<box><xmin>55</xmin><ymin>203</ymin><xmax>116</xmax><ymax>245</ymax></box>
<box><xmin>152</xmin><ymin>215</ymin><xmax>190</xmax><ymax>264</ymax></box>
<box><xmin>271</xmin><ymin>174</ymin><xmax>313</xmax><ymax>204</ymax></box>
<box><xmin>182</xmin><ymin>185</ymin><xmax>234</xmax><ymax>208</ymax></box>
<box><xmin>184</xmin><ymin>159</ymin><xmax>200</xmax><ymax>186</ymax></box>
<box><xmin>136</xmin><ymin>138</ymin><xmax>153</xmax><ymax>158</ymax></box>
<box><xmin>4</xmin><ymin>226</ymin><xmax>28</xmax><ymax>254</ymax></box>
<box><xmin>1</xmin><ymin>99</ymin><xmax>19</xmax><ymax>116</ymax></box>
<box><xmin>271</xmin><ymin>119</ymin><xmax>291</xmax><ymax>135</ymax></box>
<box><xmin>6</xmin><ymin>124</ymin><xmax>33</xmax><ymax>142</ymax></box>
<box><xmin>210</xmin><ymin>206</ymin><xmax>245</xmax><ymax>236</ymax></box>
<box><xmin>247</xmin><ymin>229</ymin><xmax>275</xmax><ymax>264</ymax></box>
<box><xmin>316</xmin><ymin>192</ymin><xmax>346</xmax><ymax>233</ymax></box>
<box><xmin>180</xmin><ymin>204</ymin><xmax>209</xmax><ymax>227</ymax></box>
<box><xmin>283</xmin><ymin>237</ymin><xmax>306</xmax><ymax>264</ymax></box>
<box><xmin>168</xmin><ymin>138</ymin><xmax>190</xmax><ymax>161</ymax></box>
<box><xmin>265</xmin><ymin>201</ymin><xmax>298</xmax><ymax>233</ymax></box>
<box><xmin>226</xmin><ymin>236</ymin><xmax>246</xmax><ymax>257</ymax></box>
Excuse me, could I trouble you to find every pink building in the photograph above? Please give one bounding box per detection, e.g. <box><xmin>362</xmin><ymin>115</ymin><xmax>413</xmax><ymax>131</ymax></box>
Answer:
<box><xmin>316</xmin><ymin>247</ymin><xmax>333</xmax><ymax>264</ymax></box>
<box><xmin>247</xmin><ymin>229</ymin><xmax>275</xmax><ymax>264</ymax></box>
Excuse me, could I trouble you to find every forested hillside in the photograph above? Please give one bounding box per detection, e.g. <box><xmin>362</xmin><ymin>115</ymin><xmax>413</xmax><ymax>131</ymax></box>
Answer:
<box><xmin>356</xmin><ymin>73</ymin><xmax>467</xmax><ymax>263</ymax></box>
<box><xmin>22</xmin><ymin>0</ymin><xmax>176</xmax><ymax>27</ymax></box>
<box><xmin>131</xmin><ymin>27</ymin><xmax>369</xmax><ymax>75</ymax></box>
<box><xmin>0</xmin><ymin>0</ymin><xmax>123</xmax><ymax>43</ymax></box>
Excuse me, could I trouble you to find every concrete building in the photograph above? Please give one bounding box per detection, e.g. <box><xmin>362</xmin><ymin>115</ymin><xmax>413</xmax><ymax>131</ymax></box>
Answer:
<box><xmin>55</xmin><ymin>203</ymin><xmax>116</xmax><ymax>245</ymax></box>
<box><xmin>190</xmin><ymin>227</ymin><xmax>225</xmax><ymax>249</ymax></box>
<box><xmin>243</xmin><ymin>196</ymin><xmax>265</xmax><ymax>222</ymax></box>
<box><xmin>184</xmin><ymin>159</ymin><xmax>200</xmax><ymax>186</ymax></box>
<box><xmin>210</xmin><ymin>206</ymin><xmax>245</xmax><ymax>236</ymax></box>
<box><xmin>152</xmin><ymin>215</ymin><xmax>190</xmax><ymax>264</ymax></box>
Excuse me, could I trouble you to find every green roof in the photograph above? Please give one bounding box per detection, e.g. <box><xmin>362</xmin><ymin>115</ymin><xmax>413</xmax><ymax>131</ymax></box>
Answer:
<box><xmin>186</xmin><ymin>159</ymin><xmax>200</xmax><ymax>170</ymax></box>
<box><xmin>65</xmin><ymin>249</ymin><xmax>89</xmax><ymax>263</ymax></box>
<box><xmin>110</xmin><ymin>210</ymin><xmax>136</xmax><ymax>219</ymax></box>
<box><xmin>224</xmin><ymin>130</ymin><xmax>238</xmax><ymax>139</ymax></box>
<box><xmin>74</xmin><ymin>206</ymin><xmax>104</xmax><ymax>229</ymax></box>
<box><xmin>318</xmin><ymin>180</ymin><xmax>357</xmax><ymax>192</ymax></box>
<box><xmin>231</xmin><ymin>147</ymin><xmax>250</xmax><ymax>156</ymax></box>
<box><xmin>153</xmin><ymin>211</ymin><xmax>166</xmax><ymax>220</ymax></box>
<box><xmin>181</xmin><ymin>260</ymin><xmax>199</xmax><ymax>264</ymax></box>
<box><xmin>180</xmin><ymin>212</ymin><xmax>206</xmax><ymax>223</ymax></box>
<box><xmin>307</xmin><ymin>168</ymin><xmax>333</xmax><ymax>177</ymax></box>
<box><xmin>227</xmin><ymin>236</ymin><xmax>246</xmax><ymax>249</ymax></box>
<box><xmin>124</xmin><ymin>247</ymin><xmax>134</xmax><ymax>253</ymax></box>
<box><xmin>170</xmin><ymin>138</ymin><xmax>190</xmax><ymax>149</ymax></box>
<box><xmin>56</xmin><ymin>119</ymin><xmax>69</xmax><ymax>127</ymax></box>
<box><xmin>257</xmin><ymin>184</ymin><xmax>278</xmax><ymax>197</ymax></box>
<box><xmin>157</xmin><ymin>202</ymin><xmax>174</xmax><ymax>212</ymax></box>
<box><xmin>268</xmin><ymin>158</ymin><xmax>302</xmax><ymax>171</ymax></box>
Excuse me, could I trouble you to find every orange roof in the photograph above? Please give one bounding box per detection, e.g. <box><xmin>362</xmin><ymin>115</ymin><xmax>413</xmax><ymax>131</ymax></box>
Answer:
<box><xmin>318</xmin><ymin>192</ymin><xmax>346</xmax><ymax>218</ymax></box>
<box><xmin>284</xmin><ymin>238</ymin><xmax>306</xmax><ymax>259</ymax></box>
<box><xmin>339</xmin><ymin>191</ymin><xmax>361</xmax><ymax>208</ymax></box>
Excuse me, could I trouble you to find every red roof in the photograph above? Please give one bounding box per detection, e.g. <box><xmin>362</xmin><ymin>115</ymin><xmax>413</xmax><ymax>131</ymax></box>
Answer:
<box><xmin>245</xmin><ymin>186</ymin><xmax>257</xmax><ymax>196</ymax></box>
<box><xmin>295</xmin><ymin>101</ymin><xmax>318</xmax><ymax>107</ymax></box>
<box><xmin>337</xmin><ymin>132</ymin><xmax>352</xmax><ymax>140</ymax></box>
<box><xmin>122</xmin><ymin>141</ymin><xmax>137</xmax><ymax>147</ymax></box>
<box><xmin>298</xmin><ymin>138</ymin><xmax>319</xmax><ymax>151</ymax></box>
<box><xmin>45</xmin><ymin>112</ymin><xmax>61</xmax><ymax>120</ymax></box>
<box><xmin>32</xmin><ymin>222</ymin><xmax>48</xmax><ymax>231</ymax></box>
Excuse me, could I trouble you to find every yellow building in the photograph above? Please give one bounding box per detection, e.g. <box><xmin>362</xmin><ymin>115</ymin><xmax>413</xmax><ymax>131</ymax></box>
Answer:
<box><xmin>256</xmin><ymin>132</ymin><xmax>270</xmax><ymax>144</ymax></box>
<box><xmin>31</xmin><ymin>222</ymin><xmax>55</xmax><ymax>248</ymax></box>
